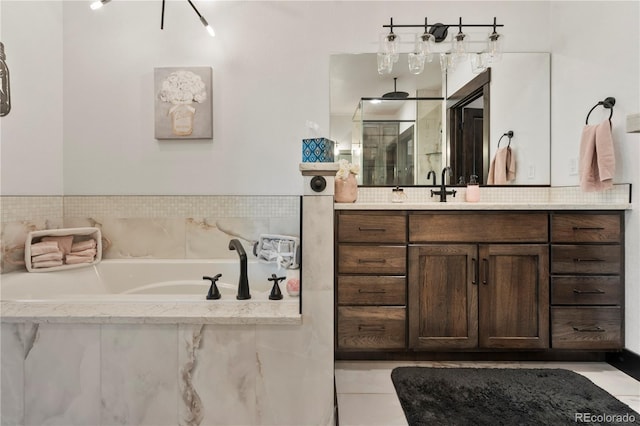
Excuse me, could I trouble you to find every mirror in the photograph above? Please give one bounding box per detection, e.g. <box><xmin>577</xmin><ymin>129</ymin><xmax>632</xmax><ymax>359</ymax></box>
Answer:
<box><xmin>330</xmin><ymin>52</ymin><xmax>551</xmax><ymax>186</ymax></box>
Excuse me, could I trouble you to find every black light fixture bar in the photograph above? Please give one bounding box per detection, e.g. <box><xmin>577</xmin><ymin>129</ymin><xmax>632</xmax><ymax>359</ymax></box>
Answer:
<box><xmin>383</xmin><ymin>18</ymin><xmax>503</xmax><ymax>29</ymax></box>
<box><xmin>186</xmin><ymin>0</ymin><xmax>208</xmax><ymax>27</ymax></box>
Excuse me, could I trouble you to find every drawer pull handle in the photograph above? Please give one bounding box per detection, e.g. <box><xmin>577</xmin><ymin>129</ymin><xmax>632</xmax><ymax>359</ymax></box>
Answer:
<box><xmin>358</xmin><ymin>289</ymin><xmax>387</xmax><ymax>294</ymax></box>
<box><xmin>573</xmin><ymin>258</ymin><xmax>605</xmax><ymax>262</ymax></box>
<box><xmin>573</xmin><ymin>289</ymin><xmax>605</xmax><ymax>295</ymax></box>
<box><xmin>572</xmin><ymin>226</ymin><xmax>605</xmax><ymax>231</ymax></box>
<box><xmin>358</xmin><ymin>324</ymin><xmax>386</xmax><ymax>332</ymax></box>
<box><xmin>358</xmin><ymin>259</ymin><xmax>387</xmax><ymax>264</ymax></box>
<box><xmin>358</xmin><ymin>227</ymin><xmax>386</xmax><ymax>232</ymax></box>
<box><xmin>572</xmin><ymin>326</ymin><xmax>605</xmax><ymax>333</ymax></box>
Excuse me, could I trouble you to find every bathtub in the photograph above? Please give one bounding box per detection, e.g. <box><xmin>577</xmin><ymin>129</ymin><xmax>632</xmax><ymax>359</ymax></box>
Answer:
<box><xmin>0</xmin><ymin>259</ymin><xmax>301</xmax><ymax>324</ymax></box>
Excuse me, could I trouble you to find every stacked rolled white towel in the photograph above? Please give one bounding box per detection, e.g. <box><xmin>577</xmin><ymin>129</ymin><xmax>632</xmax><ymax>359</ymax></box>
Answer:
<box><xmin>29</xmin><ymin>236</ymin><xmax>98</xmax><ymax>269</ymax></box>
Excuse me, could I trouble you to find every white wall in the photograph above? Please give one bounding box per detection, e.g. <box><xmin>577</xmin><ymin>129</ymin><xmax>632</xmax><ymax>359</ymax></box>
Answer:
<box><xmin>0</xmin><ymin>1</ymin><xmax>64</xmax><ymax>195</ymax></box>
<box><xmin>550</xmin><ymin>1</ymin><xmax>640</xmax><ymax>354</ymax></box>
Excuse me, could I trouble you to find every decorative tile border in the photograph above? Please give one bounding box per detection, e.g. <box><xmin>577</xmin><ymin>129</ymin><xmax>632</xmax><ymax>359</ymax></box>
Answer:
<box><xmin>63</xmin><ymin>196</ymin><xmax>300</xmax><ymax>218</ymax></box>
<box><xmin>1</xmin><ymin>196</ymin><xmax>63</xmax><ymax>223</ymax></box>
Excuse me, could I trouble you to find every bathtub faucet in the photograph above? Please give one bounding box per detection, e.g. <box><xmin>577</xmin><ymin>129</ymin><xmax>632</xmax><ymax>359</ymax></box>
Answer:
<box><xmin>228</xmin><ymin>239</ymin><xmax>251</xmax><ymax>300</ymax></box>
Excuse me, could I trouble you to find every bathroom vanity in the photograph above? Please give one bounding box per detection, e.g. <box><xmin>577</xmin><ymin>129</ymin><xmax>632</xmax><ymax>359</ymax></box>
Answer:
<box><xmin>334</xmin><ymin>201</ymin><xmax>627</xmax><ymax>359</ymax></box>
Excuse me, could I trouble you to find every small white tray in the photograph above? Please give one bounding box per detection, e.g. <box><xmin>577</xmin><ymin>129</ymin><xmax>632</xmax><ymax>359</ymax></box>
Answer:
<box><xmin>25</xmin><ymin>227</ymin><xmax>102</xmax><ymax>272</ymax></box>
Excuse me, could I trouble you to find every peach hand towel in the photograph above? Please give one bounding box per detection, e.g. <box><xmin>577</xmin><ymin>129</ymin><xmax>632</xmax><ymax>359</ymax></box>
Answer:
<box><xmin>487</xmin><ymin>147</ymin><xmax>516</xmax><ymax>184</ymax></box>
<box><xmin>30</xmin><ymin>241</ymin><xmax>60</xmax><ymax>256</ymax></box>
<box><xmin>579</xmin><ymin>119</ymin><xmax>615</xmax><ymax>192</ymax></box>
<box><xmin>70</xmin><ymin>248</ymin><xmax>96</xmax><ymax>258</ymax></box>
<box><xmin>71</xmin><ymin>239</ymin><xmax>96</xmax><ymax>252</ymax></box>
<box><xmin>32</xmin><ymin>251</ymin><xmax>63</xmax><ymax>262</ymax></box>
<box><xmin>32</xmin><ymin>259</ymin><xmax>64</xmax><ymax>268</ymax></box>
<box><xmin>65</xmin><ymin>254</ymin><xmax>95</xmax><ymax>265</ymax></box>
<box><xmin>42</xmin><ymin>235</ymin><xmax>73</xmax><ymax>255</ymax></box>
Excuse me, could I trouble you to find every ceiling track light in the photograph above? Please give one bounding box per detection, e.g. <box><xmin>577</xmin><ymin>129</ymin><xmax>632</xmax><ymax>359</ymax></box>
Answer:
<box><xmin>92</xmin><ymin>0</ymin><xmax>215</xmax><ymax>37</ymax></box>
<box><xmin>378</xmin><ymin>16</ymin><xmax>504</xmax><ymax>75</ymax></box>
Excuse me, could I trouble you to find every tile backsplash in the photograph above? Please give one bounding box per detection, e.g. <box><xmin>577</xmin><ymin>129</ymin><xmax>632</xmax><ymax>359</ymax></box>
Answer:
<box><xmin>0</xmin><ymin>196</ymin><xmax>301</xmax><ymax>273</ymax></box>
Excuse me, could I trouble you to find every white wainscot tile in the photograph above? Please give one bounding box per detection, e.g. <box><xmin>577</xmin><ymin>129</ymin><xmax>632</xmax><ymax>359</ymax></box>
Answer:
<box><xmin>100</xmin><ymin>324</ymin><xmax>179</xmax><ymax>426</ymax></box>
<box><xmin>255</xmin><ymin>318</ymin><xmax>334</xmax><ymax>425</ymax></box>
<box><xmin>178</xmin><ymin>324</ymin><xmax>258</xmax><ymax>426</ymax></box>
<box><xmin>185</xmin><ymin>218</ymin><xmax>269</xmax><ymax>259</ymax></box>
<box><xmin>98</xmin><ymin>217</ymin><xmax>186</xmax><ymax>259</ymax></box>
<box><xmin>1</xmin><ymin>323</ymin><xmax>35</xmax><ymax>425</ymax></box>
<box><xmin>24</xmin><ymin>324</ymin><xmax>100</xmax><ymax>426</ymax></box>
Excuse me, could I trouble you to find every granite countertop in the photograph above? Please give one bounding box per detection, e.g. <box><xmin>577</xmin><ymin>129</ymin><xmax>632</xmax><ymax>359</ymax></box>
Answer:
<box><xmin>335</xmin><ymin>201</ymin><xmax>632</xmax><ymax>210</ymax></box>
<box><xmin>0</xmin><ymin>300</ymin><xmax>302</xmax><ymax>325</ymax></box>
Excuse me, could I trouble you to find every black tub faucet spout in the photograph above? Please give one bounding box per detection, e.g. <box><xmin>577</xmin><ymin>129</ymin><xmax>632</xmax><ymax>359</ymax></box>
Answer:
<box><xmin>229</xmin><ymin>239</ymin><xmax>251</xmax><ymax>300</ymax></box>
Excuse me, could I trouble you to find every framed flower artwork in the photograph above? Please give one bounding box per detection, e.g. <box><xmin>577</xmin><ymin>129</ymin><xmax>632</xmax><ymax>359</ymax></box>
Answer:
<box><xmin>154</xmin><ymin>66</ymin><xmax>213</xmax><ymax>139</ymax></box>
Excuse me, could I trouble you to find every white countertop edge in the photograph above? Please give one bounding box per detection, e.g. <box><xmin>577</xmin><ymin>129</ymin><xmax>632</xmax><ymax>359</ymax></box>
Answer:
<box><xmin>335</xmin><ymin>202</ymin><xmax>632</xmax><ymax>210</ymax></box>
<box><xmin>0</xmin><ymin>301</ymin><xmax>302</xmax><ymax>325</ymax></box>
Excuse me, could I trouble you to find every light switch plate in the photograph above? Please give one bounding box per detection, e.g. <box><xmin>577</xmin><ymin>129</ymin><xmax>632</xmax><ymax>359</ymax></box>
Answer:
<box><xmin>627</xmin><ymin>113</ymin><xmax>640</xmax><ymax>133</ymax></box>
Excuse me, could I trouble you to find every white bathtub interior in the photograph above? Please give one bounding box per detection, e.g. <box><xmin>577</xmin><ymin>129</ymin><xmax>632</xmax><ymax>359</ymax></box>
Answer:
<box><xmin>0</xmin><ymin>259</ymin><xmax>298</xmax><ymax>302</ymax></box>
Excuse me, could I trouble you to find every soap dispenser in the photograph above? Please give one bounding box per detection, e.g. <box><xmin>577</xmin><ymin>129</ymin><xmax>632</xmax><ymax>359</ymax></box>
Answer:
<box><xmin>466</xmin><ymin>175</ymin><xmax>480</xmax><ymax>203</ymax></box>
<box><xmin>391</xmin><ymin>186</ymin><xmax>408</xmax><ymax>203</ymax></box>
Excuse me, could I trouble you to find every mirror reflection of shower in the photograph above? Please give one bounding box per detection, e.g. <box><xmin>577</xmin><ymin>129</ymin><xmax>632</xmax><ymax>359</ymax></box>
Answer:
<box><xmin>0</xmin><ymin>42</ymin><xmax>11</xmax><ymax>117</ymax></box>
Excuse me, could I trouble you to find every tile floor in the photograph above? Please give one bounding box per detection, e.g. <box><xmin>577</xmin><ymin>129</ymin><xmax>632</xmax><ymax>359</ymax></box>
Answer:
<box><xmin>335</xmin><ymin>361</ymin><xmax>640</xmax><ymax>426</ymax></box>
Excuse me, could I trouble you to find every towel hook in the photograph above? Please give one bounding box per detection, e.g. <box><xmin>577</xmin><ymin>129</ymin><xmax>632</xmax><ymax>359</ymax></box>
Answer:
<box><xmin>585</xmin><ymin>97</ymin><xmax>615</xmax><ymax>125</ymax></box>
<box><xmin>497</xmin><ymin>130</ymin><xmax>514</xmax><ymax>148</ymax></box>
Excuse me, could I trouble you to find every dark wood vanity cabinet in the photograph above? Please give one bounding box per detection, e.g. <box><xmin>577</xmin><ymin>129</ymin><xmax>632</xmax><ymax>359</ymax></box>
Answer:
<box><xmin>335</xmin><ymin>212</ymin><xmax>408</xmax><ymax>351</ymax></box>
<box><xmin>550</xmin><ymin>213</ymin><xmax>624</xmax><ymax>349</ymax></box>
<box><xmin>335</xmin><ymin>209</ymin><xmax>625</xmax><ymax>356</ymax></box>
<box><xmin>408</xmin><ymin>213</ymin><xmax>549</xmax><ymax>350</ymax></box>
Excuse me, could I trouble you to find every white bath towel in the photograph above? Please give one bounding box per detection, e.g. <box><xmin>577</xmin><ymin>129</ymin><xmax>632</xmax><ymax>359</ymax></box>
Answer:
<box><xmin>71</xmin><ymin>239</ymin><xmax>96</xmax><ymax>253</ymax></box>
<box><xmin>579</xmin><ymin>119</ymin><xmax>615</xmax><ymax>192</ymax></box>
<box><xmin>487</xmin><ymin>146</ymin><xmax>516</xmax><ymax>185</ymax></box>
<box><xmin>32</xmin><ymin>259</ymin><xmax>64</xmax><ymax>268</ymax></box>
<box><xmin>31</xmin><ymin>251</ymin><xmax>64</xmax><ymax>262</ymax></box>
<box><xmin>30</xmin><ymin>241</ymin><xmax>60</xmax><ymax>256</ymax></box>
<box><xmin>42</xmin><ymin>235</ymin><xmax>73</xmax><ymax>255</ymax></box>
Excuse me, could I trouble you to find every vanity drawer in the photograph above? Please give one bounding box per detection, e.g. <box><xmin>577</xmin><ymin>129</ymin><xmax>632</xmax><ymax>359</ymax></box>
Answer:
<box><xmin>337</xmin><ymin>306</ymin><xmax>406</xmax><ymax>349</ymax></box>
<box><xmin>337</xmin><ymin>245</ymin><xmax>406</xmax><ymax>275</ymax></box>
<box><xmin>551</xmin><ymin>213</ymin><xmax>621</xmax><ymax>243</ymax></box>
<box><xmin>338</xmin><ymin>213</ymin><xmax>407</xmax><ymax>243</ymax></box>
<box><xmin>551</xmin><ymin>276</ymin><xmax>621</xmax><ymax>305</ymax></box>
<box><xmin>551</xmin><ymin>245</ymin><xmax>621</xmax><ymax>274</ymax></box>
<box><xmin>337</xmin><ymin>276</ymin><xmax>406</xmax><ymax>306</ymax></box>
<box><xmin>409</xmin><ymin>212</ymin><xmax>548</xmax><ymax>243</ymax></box>
<box><xmin>551</xmin><ymin>307</ymin><xmax>622</xmax><ymax>349</ymax></box>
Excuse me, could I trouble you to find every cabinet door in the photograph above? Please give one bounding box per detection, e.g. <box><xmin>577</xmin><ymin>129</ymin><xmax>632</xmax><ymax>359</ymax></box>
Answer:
<box><xmin>478</xmin><ymin>244</ymin><xmax>549</xmax><ymax>349</ymax></box>
<box><xmin>408</xmin><ymin>245</ymin><xmax>478</xmax><ymax>349</ymax></box>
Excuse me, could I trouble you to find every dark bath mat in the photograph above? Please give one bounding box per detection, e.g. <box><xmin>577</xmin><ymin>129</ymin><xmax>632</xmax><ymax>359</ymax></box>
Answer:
<box><xmin>391</xmin><ymin>367</ymin><xmax>640</xmax><ymax>426</ymax></box>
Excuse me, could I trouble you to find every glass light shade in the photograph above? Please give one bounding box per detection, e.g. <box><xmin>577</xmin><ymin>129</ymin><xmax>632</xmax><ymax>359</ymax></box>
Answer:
<box><xmin>416</xmin><ymin>33</ymin><xmax>435</xmax><ymax>63</ymax></box>
<box><xmin>486</xmin><ymin>32</ymin><xmax>504</xmax><ymax>62</ymax></box>
<box><xmin>470</xmin><ymin>53</ymin><xmax>489</xmax><ymax>74</ymax></box>
<box><xmin>90</xmin><ymin>0</ymin><xmax>104</xmax><ymax>10</ymax></box>
<box><xmin>453</xmin><ymin>32</ymin><xmax>468</xmax><ymax>60</ymax></box>
<box><xmin>377</xmin><ymin>53</ymin><xmax>393</xmax><ymax>75</ymax></box>
<box><xmin>206</xmin><ymin>24</ymin><xmax>216</xmax><ymax>37</ymax></box>
<box><xmin>380</xmin><ymin>33</ymin><xmax>400</xmax><ymax>63</ymax></box>
<box><xmin>440</xmin><ymin>53</ymin><xmax>456</xmax><ymax>73</ymax></box>
<box><xmin>408</xmin><ymin>52</ymin><xmax>426</xmax><ymax>75</ymax></box>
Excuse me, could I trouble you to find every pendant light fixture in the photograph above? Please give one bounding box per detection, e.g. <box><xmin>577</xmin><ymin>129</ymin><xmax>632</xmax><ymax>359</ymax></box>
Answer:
<box><xmin>90</xmin><ymin>0</ymin><xmax>215</xmax><ymax>37</ymax></box>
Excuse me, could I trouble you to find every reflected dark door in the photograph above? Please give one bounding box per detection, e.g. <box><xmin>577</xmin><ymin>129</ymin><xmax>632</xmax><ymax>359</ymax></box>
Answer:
<box><xmin>461</xmin><ymin>108</ymin><xmax>484</xmax><ymax>184</ymax></box>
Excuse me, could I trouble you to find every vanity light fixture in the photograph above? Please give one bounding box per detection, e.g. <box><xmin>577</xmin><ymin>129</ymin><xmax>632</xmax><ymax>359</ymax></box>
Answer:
<box><xmin>378</xmin><ymin>16</ymin><xmax>504</xmax><ymax>75</ymax></box>
<box><xmin>90</xmin><ymin>0</ymin><xmax>111</xmax><ymax>10</ymax></box>
<box><xmin>91</xmin><ymin>0</ymin><xmax>215</xmax><ymax>37</ymax></box>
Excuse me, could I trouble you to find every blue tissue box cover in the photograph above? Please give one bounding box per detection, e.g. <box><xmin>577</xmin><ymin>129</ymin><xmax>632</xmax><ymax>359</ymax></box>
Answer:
<box><xmin>302</xmin><ymin>138</ymin><xmax>335</xmax><ymax>162</ymax></box>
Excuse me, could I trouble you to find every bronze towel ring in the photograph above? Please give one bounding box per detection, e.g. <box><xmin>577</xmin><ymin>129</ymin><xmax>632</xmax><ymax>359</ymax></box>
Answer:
<box><xmin>585</xmin><ymin>97</ymin><xmax>615</xmax><ymax>125</ymax></box>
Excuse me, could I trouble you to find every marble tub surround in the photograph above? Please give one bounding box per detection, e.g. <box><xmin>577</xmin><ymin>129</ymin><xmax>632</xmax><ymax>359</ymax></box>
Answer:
<box><xmin>0</xmin><ymin>195</ymin><xmax>300</xmax><ymax>271</ymax></box>
<box><xmin>339</xmin><ymin>184</ymin><xmax>632</xmax><ymax>210</ymax></box>
<box><xmin>0</xmin><ymin>196</ymin><xmax>64</xmax><ymax>273</ymax></box>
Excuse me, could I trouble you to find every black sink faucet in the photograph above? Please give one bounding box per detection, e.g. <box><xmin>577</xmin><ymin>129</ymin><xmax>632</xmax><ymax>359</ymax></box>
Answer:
<box><xmin>228</xmin><ymin>239</ymin><xmax>251</xmax><ymax>300</ymax></box>
<box><xmin>430</xmin><ymin>167</ymin><xmax>457</xmax><ymax>202</ymax></box>
<box><xmin>427</xmin><ymin>170</ymin><xmax>437</xmax><ymax>186</ymax></box>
